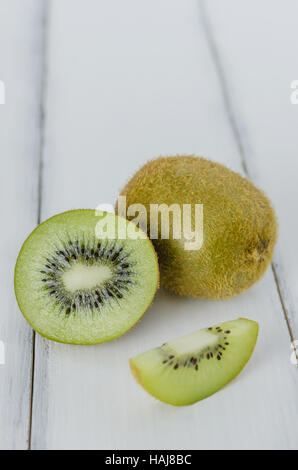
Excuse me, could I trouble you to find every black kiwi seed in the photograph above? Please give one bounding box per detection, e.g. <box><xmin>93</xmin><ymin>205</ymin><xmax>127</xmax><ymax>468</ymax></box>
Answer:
<box><xmin>118</xmin><ymin>279</ymin><xmax>132</xmax><ymax>285</ymax></box>
<box><xmin>40</xmin><ymin>239</ymin><xmax>135</xmax><ymax>317</ymax></box>
<box><xmin>168</xmin><ymin>340</ymin><xmax>232</xmax><ymax>370</ymax></box>
<box><xmin>111</xmin><ymin>251</ymin><xmax>120</xmax><ymax>261</ymax></box>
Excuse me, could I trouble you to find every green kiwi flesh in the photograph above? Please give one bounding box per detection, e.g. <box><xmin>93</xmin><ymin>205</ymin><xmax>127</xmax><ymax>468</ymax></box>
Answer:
<box><xmin>130</xmin><ymin>318</ymin><xmax>258</xmax><ymax>406</ymax></box>
<box><xmin>14</xmin><ymin>210</ymin><xmax>159</xmax><ymax>345</ymax></box>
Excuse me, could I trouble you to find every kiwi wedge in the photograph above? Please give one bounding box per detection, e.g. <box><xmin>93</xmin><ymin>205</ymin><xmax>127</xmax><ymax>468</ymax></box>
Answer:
<box><xmin>14</xmin><ymin>210</ymin><xmax>159</xmax><ymax>345</ymax></box>
<box><xmin>130</xmin><ymin>318</ymin><xmax>258</xmax><ymax>406</ymax></box>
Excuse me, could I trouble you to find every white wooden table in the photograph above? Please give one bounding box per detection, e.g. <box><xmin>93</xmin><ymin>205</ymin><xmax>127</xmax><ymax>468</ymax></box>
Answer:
<box><xmin>1</xmin><ymin>0</ymin><xmax>298</xmax><ymax>450</ymax></box>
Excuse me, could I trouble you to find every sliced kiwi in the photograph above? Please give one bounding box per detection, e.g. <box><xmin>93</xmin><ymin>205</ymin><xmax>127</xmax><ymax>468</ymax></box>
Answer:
<box><xmin>130</xmin><ymin>318</ymin><xmax>258</xmax><ymax>406</ymax></box>
<box><xmin>14</xmin><ymin>210</ymin><xmax>159</xmax><ymax>345</ymax></box>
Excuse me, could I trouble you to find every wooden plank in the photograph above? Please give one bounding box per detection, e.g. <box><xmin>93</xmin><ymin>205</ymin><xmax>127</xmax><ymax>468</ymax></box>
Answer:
<box><xmin>202</xmin><ymin>0</ymin><xmax>298</xmax><ymax>340</ymax></box>
<box><xmin>0</xmin><ymin>0</ymin><xmax>46</xmax><ymax>449</ymax></box>
<box><xmin>30</xmin><ymin>0</ymin><xmax>298</xmax><ymax>449</ymax></box>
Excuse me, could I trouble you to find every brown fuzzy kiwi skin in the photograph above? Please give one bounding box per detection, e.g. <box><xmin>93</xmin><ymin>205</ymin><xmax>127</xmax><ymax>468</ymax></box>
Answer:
<box><xmin>117</xmin><ymin>156</ymin><xmax>278</xmax><ymax>299</ymax></box>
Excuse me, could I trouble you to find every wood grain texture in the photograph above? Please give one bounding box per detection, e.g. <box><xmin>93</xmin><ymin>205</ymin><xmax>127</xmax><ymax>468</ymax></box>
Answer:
<box><xmin>0</xmin><ymin>0</ymin><xmax>46</xmax><ymax>450</ymax></box>
<box><xmin>27</xmin><ymin>0</ymin><xmax>298</xmax><ymax>450</ymax></box>
<box><xmin>202</xmin><ymin>0</ymin><xmax>298</xmax><ymax>340</ymax></box>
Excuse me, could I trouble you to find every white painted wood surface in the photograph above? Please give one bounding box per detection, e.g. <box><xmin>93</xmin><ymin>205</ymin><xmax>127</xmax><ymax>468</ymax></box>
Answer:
<box><xmin>1</xmin><ymin>0</ymin><xmax>298</xmax><ymax>449</ymax></box>
<box><xmin>204</xmin><ymin>0</ymin><xmax>298</xmax><ymax>340</ymax></box>
<box><xmin>0</xmin><ymin>0</ymin><xmax>46</xmax><ymax>449</ymax></box>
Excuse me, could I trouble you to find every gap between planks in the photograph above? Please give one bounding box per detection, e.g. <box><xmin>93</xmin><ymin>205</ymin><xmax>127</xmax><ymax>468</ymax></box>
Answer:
<box><xmin>198</xmin><ymin>0</ymin><xmax>297</xmax><ymax>357</ymax></box>
<box><xmin>27</xmin><ymin>0</ymin><xmax>50</xmax><ymax>450</ymax></box>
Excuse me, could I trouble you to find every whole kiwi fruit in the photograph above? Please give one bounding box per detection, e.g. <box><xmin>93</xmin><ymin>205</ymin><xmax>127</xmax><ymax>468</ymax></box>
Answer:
<box><xmin>117</xmin><ymin>156</ymin><xmax>277</xmax><ymax>299</ymax></box>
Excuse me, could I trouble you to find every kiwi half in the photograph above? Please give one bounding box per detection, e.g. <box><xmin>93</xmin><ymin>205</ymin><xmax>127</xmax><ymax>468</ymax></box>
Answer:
<box><xmin>118</xmin><ymin>156</ymin><xmax>278</xmax><ymax>299</ymax></box>
<box><xmin>14</xmin><ymin>210</ymin><xmax>159</xmax><ymax>345</ymax></box>
<box><xmin>130</xmin><ymin>318</ymin><xmax>258</xmax><ymax>406</ymax></box>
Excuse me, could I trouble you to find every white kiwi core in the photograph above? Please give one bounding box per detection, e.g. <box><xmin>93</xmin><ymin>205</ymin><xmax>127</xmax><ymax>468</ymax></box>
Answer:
<box><xmin>166</xmin><ymin>330</ymin><xmax>218</xmax><ymax>357</ymax></box>
<box><xmin>62</xmin><ymin>263</ymin><xmax>113</xmax><ymax>292</ymax></box>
